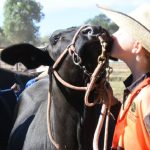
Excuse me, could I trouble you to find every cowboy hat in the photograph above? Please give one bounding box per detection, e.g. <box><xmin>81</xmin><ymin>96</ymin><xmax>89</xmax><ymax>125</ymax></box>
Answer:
<box><xmin>97</xmin><ymin>3</ymin><xmax>150</xmax><ymax>52</ymax></box>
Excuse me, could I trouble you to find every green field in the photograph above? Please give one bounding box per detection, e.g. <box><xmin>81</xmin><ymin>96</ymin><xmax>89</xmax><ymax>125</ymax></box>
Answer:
<box><xmin>109</xmin><ymin>61</ymin><xmax>131</xmax><ymax>101</ymax></box>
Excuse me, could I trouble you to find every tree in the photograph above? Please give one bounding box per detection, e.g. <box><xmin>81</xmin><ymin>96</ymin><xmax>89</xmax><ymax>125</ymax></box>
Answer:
<box><xmin>85</xmin><ymin>14</ymin><xmax>118</xmax><ymax>34</ymax></box>
<box><xmin>3</xmin><ymin>0</ymin><xmax>44</xmax><ymax>44</ymax></box>
<box><xmin>38</xmin><ymin>35</ymin><xmax>50</xmax><ymax>47</ymax></box>
<box><xmin>0</xmin><ymin>27</ymin><xmax>11</xmax><ymax>47</ymax></box>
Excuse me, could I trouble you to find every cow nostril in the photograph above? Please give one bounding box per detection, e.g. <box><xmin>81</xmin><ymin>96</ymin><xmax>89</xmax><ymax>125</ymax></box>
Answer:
<box><xmin>81</xmin><ymin>27</ymin><xmax>93</xmax><ymax>35</ymax></box>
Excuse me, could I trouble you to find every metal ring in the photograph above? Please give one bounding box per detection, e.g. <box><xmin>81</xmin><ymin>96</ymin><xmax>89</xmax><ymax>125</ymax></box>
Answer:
<box><xmin>72</xmin><ymin>53</ymin><xmax>82</xmax><ymax>65</ymax></box>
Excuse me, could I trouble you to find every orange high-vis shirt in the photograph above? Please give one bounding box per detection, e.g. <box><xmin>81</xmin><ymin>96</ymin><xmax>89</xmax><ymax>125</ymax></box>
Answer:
<box><xmin>112</xmin><ymin>77</ymin><xmax>150</xmax><ymax>150</ymax></box>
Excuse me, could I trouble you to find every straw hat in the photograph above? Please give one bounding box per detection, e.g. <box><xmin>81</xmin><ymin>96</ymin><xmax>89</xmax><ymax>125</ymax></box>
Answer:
<box><xmin>97</xmin><ymin>3</ymin><xmax>150</xmax><ymax>52</ymax></box>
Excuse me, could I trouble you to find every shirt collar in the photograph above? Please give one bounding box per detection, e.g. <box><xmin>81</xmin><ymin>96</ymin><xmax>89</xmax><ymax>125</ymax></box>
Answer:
<box><xmin>122</xmin><ymin>72</ymin><xmax>150</xmax><ymax>107</ymax></box>
<box><xmin>124</xmin><ymin>72</ymin><xmax>150</xmax><ymax>92</ymax></box>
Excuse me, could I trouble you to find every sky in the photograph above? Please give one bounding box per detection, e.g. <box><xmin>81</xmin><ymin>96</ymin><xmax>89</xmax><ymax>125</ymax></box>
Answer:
<box><xmin>0</xmin><ymin>0</ymin><xmax>149</xmax><ymax>36</ymax></box>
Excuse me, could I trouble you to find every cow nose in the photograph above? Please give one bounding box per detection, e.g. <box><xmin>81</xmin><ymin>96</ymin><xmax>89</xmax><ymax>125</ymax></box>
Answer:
<box><xmin>81</xmin><ymin>26</ymin><xmax>94</xmax><ymax>36</ymax></box>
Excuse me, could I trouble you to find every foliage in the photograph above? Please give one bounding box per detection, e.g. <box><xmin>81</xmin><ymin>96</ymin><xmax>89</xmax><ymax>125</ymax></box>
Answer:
<box><xmin>38</xmin><ymin>35</ymin><xmax>50</xmax><ymax>47</ymax></box>
<box><xmin>3</xmin><ymin>0</ymin><xmax>44</xmax><ymax>44</ymax></box>
<box><xmin>85</xmin><ymin>14</ymin><xmax>118</xmax><ymax>34</ymax></box>
<box><xmin>109</xmin><ymin>62</ymin><xmax>130</xmax><ymax>100</ymax></box>
<box><xmin>0</xmin><ymin>27</ymin><xmax>11</xmax><ymax>47</ymax></box>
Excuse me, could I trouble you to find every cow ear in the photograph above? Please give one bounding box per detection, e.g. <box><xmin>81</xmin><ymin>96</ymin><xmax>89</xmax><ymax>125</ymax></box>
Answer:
<box><xmin>1</xmin><ymin>43</ymin><xmax>54</xmax><ymax>69</ymax></box>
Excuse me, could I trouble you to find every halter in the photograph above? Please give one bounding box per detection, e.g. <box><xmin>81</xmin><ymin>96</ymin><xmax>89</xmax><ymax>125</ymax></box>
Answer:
<box><xmin>47</xmin><ymin>25</ymin><xmax>113</xmax><ymax>150</ymax></box>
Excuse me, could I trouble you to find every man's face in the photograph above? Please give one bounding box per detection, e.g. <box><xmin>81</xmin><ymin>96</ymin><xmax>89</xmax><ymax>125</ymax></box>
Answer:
<box><xmin>111</xmin><ymin>28</ymin><xmax>136</xmax><ymax>61</ymax></box>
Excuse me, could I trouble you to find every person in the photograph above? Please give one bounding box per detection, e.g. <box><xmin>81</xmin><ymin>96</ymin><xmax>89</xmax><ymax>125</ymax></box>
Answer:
<box><xmin>10</xmin><ymin>83</ymin><xmax>23</xmax><ymax>98</ymax></box>
<box><xmin>98</xmin><ymin>3</ymin><xmax>150</xmax><ymax>150</ymax></box>
<box><xmin>25</xmin><ymin>66</ymin><xmax>49</xmax><ymax>88</ymax></box>
<box><xmin>0</xmin><ymin>82</ymin><xmax>21</xmax><ymax>100</ymax></box>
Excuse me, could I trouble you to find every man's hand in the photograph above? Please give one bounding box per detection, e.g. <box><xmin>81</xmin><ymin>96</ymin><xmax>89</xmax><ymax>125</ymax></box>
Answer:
<box><xmin>97</xmin><ymin>80</ymin><xmax>118</xmax><ymax>106</ymax></box>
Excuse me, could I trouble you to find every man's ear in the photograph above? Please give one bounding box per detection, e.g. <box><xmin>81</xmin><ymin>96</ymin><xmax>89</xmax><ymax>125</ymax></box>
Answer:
<box><xmin>132</xmin><ymin>41</ymin><xmax>143</xmax><ymax>54</ymax></box>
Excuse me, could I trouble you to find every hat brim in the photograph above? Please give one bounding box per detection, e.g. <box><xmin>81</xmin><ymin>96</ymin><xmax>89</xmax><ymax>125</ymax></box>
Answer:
<box><xmin>97</xmin><ymin>5</ymin><xmax>150</xmax><ymax>52</ymax></box>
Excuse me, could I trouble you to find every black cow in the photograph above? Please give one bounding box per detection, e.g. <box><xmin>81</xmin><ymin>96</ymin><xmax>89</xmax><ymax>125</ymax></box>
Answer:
<box><xmin>0</xmin><ymin>88</ymin><xmax>16</xmax><ymax>150</ymax></box>
<box><xmin>1</xmin><ymin>26</ymin><xmax>121</xmax><ymax>150</ymax></box>
<box><xmin>0</xmin><ymin>68</ymin><xmax>39</xmax><ymax>150</ymax></box>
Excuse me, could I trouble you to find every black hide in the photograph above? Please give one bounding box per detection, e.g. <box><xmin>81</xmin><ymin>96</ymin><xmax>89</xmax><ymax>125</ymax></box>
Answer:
<box><xmin>0</xmin><ymin>68</ymin><xmax>39</xmax><ymax>150</ymax></box>
<box><xmin>0</xmin><ymin>89</ymin><xmax>16</xmax><ymax>150</ymax></box>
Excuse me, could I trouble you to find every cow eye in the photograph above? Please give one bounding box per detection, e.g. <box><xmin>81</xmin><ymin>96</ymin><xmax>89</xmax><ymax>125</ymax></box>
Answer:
<box><xmin>51</xmin><ymin>34</ymin><xmax>61</xmax><ymax>45</ymax></box>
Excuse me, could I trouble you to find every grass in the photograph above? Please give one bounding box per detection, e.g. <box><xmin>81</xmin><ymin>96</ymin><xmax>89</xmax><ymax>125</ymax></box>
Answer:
<box><xmin>108</xmin><ymin>61</ymin><xmax>131</xmax><ymax>101</ymax></box>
